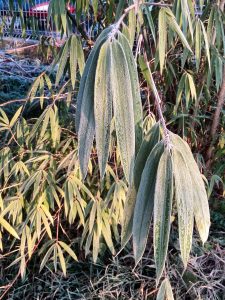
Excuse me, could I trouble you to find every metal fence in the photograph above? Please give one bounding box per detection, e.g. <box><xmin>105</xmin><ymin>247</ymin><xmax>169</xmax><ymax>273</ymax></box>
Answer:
<box><xmin>0</xmin><ymin>0</ymin><xmax>67</xmax><ymax>39</ymax></box>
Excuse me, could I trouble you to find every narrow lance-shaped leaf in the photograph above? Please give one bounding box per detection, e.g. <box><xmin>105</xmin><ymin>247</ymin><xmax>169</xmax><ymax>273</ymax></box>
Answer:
<box><xmin>200</xmin><ymin>19</ymin><xmax>211</xmax><ymax>70</ymax></box>
<box><xmin>122</xmin><ymin>123</ymin><xmax>160</xmax><ymax>248</ymax></box>
<box><xmin>154</xmin><ymin>149</ymin><xmax>173</xmax><ymax>282</ymax></box>
<box><xmin>110</xmin><ymin>39</ymin><xmax>135</xmax><ymax>184</ymax></box>
<box><xmin>55</xmin><ymin>39</ymin><xmax>69</xmax><ymax>86</ymax></box>
<box><xmin>77</xmin><ymin>27</ymin><xmax>113</xmax><ymax>179</ymax></box>
<box><xmin>70</xmin><ymin>35</ymin><xmax>78</xmax><ymax>89</ymax></box>
<box><xmin>165</xmin><ymin>8</ymin><xmax>192</xmax><ymax>53</ymax></box>
<box><xmin>94</xmin><ymin>41</ymin><xmax>112</xmax><ymax>178</ymax></box>
<box><xmin>172</xmin><ymin>148</ymin><xmax>193</xmax><ymax>267</ymax></box>
<box><xmin>195</xmin><ymin>20</ymin><xmax>202</xmax><ymax>72</ymax></box>
<box><xmin>171</xmin><ymin>133</ymin><xmax>210</xmax><ymax>243</ymax></box>
<box><xmin>156</xmin><ymin>278</ymin><xmax>174</xmax><ymax>300</ymax></box>
<box><xmin>0</xmin><ymin>216</ymin><xmax>20</xmax><ymax>239</ymax></box>
<box><xmin>118</xmin><ymin>32</ymin><xmax>143</xmax><ymax>153</ymax></box>
<box><xmin>158</xmin><ymin>8</ymin><xmax>167</xmax><ymax>74</ymax></box>
<box><xmin>133</xmin><ymin>142</ymin><xmax>164</xmax><ymax>264</ymax></box>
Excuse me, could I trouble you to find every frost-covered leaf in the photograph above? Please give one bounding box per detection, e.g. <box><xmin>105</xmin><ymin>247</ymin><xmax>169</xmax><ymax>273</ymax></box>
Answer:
<box><xmin>172</xmin><ymin>148</ymin><xmax>193</xmax><ymax>267</ymax></box>
<box><xmin>133</xmin><ymin>142</ymin><xmax>164</xmax><ymax>264</ymax></box>
<box><xmin>94</xmin><ymin>41</ymin><xmax>112</xmax><ymax>178</ymax></box>
<box><xmin>77</xmin><ymin>27</ymin><xmax>113</xmax><ymax>179</ymax></box>
<box><xmin>156</xmin><ymin>278</ymin><xmax>174</xmax><ymax>300</ymax></box>
<box><xmin>111</xmin><ymin>39</ymin><xmax>135</xmax><ymax>184</ymax></box>
<box><xmin>171</xmin><ymin>133</ymin><xmax>210</xmax><ymax>243</ymax></box>
<box><xmin>154</xmin><ymin>149</ymin><xmax>173</xmax><ymax>282</ymax></box>
<box><xmin>118</xmin><ymin>32</ymin><xmax>143</xmax><ymax>153</ymax></box>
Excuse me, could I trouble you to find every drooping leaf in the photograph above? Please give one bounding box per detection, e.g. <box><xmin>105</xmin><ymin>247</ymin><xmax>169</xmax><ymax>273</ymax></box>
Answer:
<box><xmin>133</xmin><ymin>142</ymin><xmax>164</xmax><ymax>264</ymax></box>
<box><xmin>110</xmin><ymin>39</ymin><xmax>135</xmax><ymax>184</ymax></box>
<box><xmin>57</xmin><ymin>244</ymin><xmax>66</xmax><ymax>276</ymax></box>
<box><xmin>158</xmin><ymin>8</ymin><xmax>167</xmax><ymax>74</ymax></box>
<box><xmin>156</xmin><ymin>278</ymin><xmax>174</xmax><ymax>300</ymax></box>
<box><xmin>94</xmin><ymin>41</ymin><xmax>112</xmax><ymax>178</ymax></box>
<box><xmin>0</xmin><ymin>216</ymin><xmax>20</xmax><ymax>239</ymax></box>
<box><xmin>171</xmin><ymin>133</ymin><xmax>210</xmax><ymax>243</ymax></box>
<box><xmin>118</xmin><ymin>32</ymin><xmax>143</xmax><ymax>153</ymax></box>
<box><xmin>9</xmin><ymin>106</ymin><xmax>23</xmax><ymax>128</ymax></box>
<box><xmin>70</xmin><ymin>35</ymin><xmax>78</xmax><ymax>89</ymax></box>
<box><xmin>166</xmin><ymin>8</ymin><xmax>192</xmax><ymax>53</ymax></box>
<box><xmin>172</xmin><ymin>148</ymin><xmax>193</xmax><ymax>268</ymax></box>
<box><xmin>55</xmin><ymin>39</ymin><xmax>69</xmax><ymax>86</ymax></box>
<box><xmin>122</xmin><ymin>123</ymin><xmax>160</xmax><ymax>247</ymax></box>
<box><xmin>77</xmin><ymin>27</ymin><xmax>113</xmax><ymax>179</ymax></box>
<box><xmin>195</xmin><ymin>20</ymin><xmax>202</xmax><ymax>71</ymax></box>
<box><xmin>154</xmin><ymin>149</ymin><xmax>173</xmax><ymax>282</ymax></box>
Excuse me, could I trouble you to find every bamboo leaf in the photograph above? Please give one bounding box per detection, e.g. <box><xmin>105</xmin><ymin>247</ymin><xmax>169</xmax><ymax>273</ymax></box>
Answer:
<box><xmin>172</xmin><ymin>148</ymin><xmax>193</xmax><ymax>268</ymax></box>
<box><xmin>57</xmin><ymin>244</ymin><xmax>67</xmax><ymax>276</ymax></box>
<box><xmin>195</xmin><ymin>20</ymin><xmax>202</xmax><ymax>71</ymax></box>
<box><xmin>154</xmin><ymin>150</ymin><xmax>173</xmax><ymax>282</ymax></box>
<box><xmin>0</xmin><ymin>216</ymin><xmax>20</xmax><ymax>239</ymax></box>
<box><xmin>70</xmin><ymin>35</ymin><xmax>78</xmax><ymax>89</ymax></box>
<box><xmin>121</xmin><ymin>123</ymin><xmax>160</xmax><ymax>248</ymax></box>
<box><xmin>55</xmin><ymin>40</ymin><xmax>69</xmax><ymax>86</ymax></box>
<box><xmin>58</xmin><ymin>241</ymin><xmax>78</xmax><ymax>261</ymax></box>
<box><xmin>76</xmin><ymin>38</ymin><xmax>85</xmax><ymax>75</ymax></box>
<box><xmin>77</xmin><ymin>27</ymin><xmax>113</xmax><ymax>179</ymax></box>
<box><xmin>171</xmin><ymin>133</ymin><xmax>210</xmax><ymax>243</ymax></box>
<box><xmin>133</xmin><ymin>142</ymin><xmax>164</xmax><ymax>264</ymax></box>
<box><xmin>94</xmin><ymin>41</ymin><xmax>112</xmax><ymax>178</ymax></box>
<box><xmin>156</xmin><ymin>278</ymin><xmax>174</xmax><ymax>300</ymax></box>
<box><xmin>9</xmin><ymin>106</ymin><xmax>23</xmax><ymax>128</ymax></box>
<box><xmin>158</xmin><ymin>8</ymin><xmax>167</xmax><ymax>74</ymax></box>
<box><xmin>165</xmin><ymin>8</ymin><xmax>192</xmax><ymax>53</ymax></box>
<box><xmin>144</xmin><ymin>6</ymin><xmax>156</xmax><ymax>45</ymax></box>
<box><xmin>111</xmin><ymin>39</ymin><xmax>135</xmax><ymax>184</ymax></box>
<box><xmin>200</xmin><ymin>19</ymin><xmax>211</xmax><ymax>70</ymax></box>
<box><xmin>118</xmin><ymin>32</ymin><xmax>143</xmax><ymax>153</ymax></box>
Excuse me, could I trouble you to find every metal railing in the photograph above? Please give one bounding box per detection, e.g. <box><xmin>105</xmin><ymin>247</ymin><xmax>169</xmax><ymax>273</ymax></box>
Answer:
<box><xmin>0</xmin><ymin>0</ymin><xmax>66</xmax><ymax>39</ymax></box>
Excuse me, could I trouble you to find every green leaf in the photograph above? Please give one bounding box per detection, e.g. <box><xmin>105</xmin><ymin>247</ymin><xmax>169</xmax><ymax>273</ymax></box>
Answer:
<box><xmin>77</xmin><ymin>27</ymin><xmax>113</xmax><ymax>179</ymax></box>
<box><xmin>0</xmin><ymin>216</ymin><xmax>20</xmax><ymax>239</ymax></box>
<box><xmin>144</xmin><ymin>6</ymin><xmax>156</xmax><ymax>45</ymax></box>
<box><xmin>102</xmin><ymin>220</ymin><xmax>115</xmax><ymax>255</ymax></box>
<box><xmin>121</xmin><ymin>184</ymin><xmax>137</xmax><ymax>248</ymax></box>
<box><xmin>58</xmin><ymin>241</ymin><xmax>78</xmax><ymax>261</ymax></box>
<box><xmin>156</xmin><ymin>278</ymin><xmax>174</xmax><ymax>300</ymax></box>
<box><xmin>55</xmin><ymin>40</ymin><xmax>69</xmax><ymax>86</ymax></box>
<box><xmin>133</xmin><ymin>142</ymin><xmax>164</xmax><ymax>264</ymax></box>
<box><xmin>134</xmin><ymin>123</ymin><xmax>160</xmax><ymax>189</ymax></box>
<box><xmin>172</xmin><ymin>148</ymin><xmax>193</xmax><ymax>268</ymax></box>
<box><xmin>76</xmin><ymin>38</ymin><xmax>85</xmax><ymax>75</ymax></box>
<box><xmin>158</xmin><ymin>8</ymin><xmax>167</xmax><ymax>74</ymax></box>
<box><xmin>57</xmin><ymin>244</ymin><xmax>67</xmax><ymax>276</ymax></box>
<box><xmin>176</xmin><ymin>73</ymin><xmax>186</xmax><ymax>110</ymax></box>
<box><xmin>171</xmin><ymin>133</ymin><xmax>210</xmax><ymax>243</ymax></box>
<box><xmin>118</xmin><ymin>32</ymin><xmax>143</xmax><ymax>154</ymax></box>
<box><xmin>40</xmin><ymin>244</ymin><xmax>55</xmax><ymax>272</ymax></box>
<box><xmin>111</xmin><ymin>39</ymin><xmax>135</xmax><ymax>184</ymax></box>
<box><xmin>9</xmin><ymin>106</ymin><xmax>23</xmax><ymax>128</ymax></box>
<box><xmin>200</xmin><ymin>19</ymin><xmax>211</xmax><ymax>70</ymax></box>
<box><xmin>195</xmin><ymin>20</ymin><xmax>202</xmax><ymax>71</ymax></box>
<box><xmin>39</xmin><ymin>208</ymin><xmax>52</xmax><ymax>239</ymax></box>
<box><xmin>121</xmin><ymin>123</ymin><xmax>160</xmax><ymax>247</ymax></box>
<box><xmin>94</xmin><ymin>41</ymin><xmax>112</xmax><ymax>178</ymax></box>
<box><xmin>154</xmin><ymin>150</ymin><xmax>173</xmax><ymax>282</ymax></box>
<box><xmin>165</xmin><ymin>8</ymin><xmax>192</xmax><ymax>53</ymax></box>
<box><xmin>70</xmin><ymin>35</ymin><xmax>78</xmax><ymax>89</ymax></box>
<box><xmin>186</xmin><ymin>73</ymin><xmax>197</xmax><ymax>101</ymax></box>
